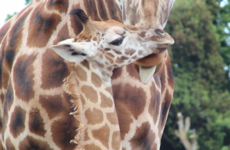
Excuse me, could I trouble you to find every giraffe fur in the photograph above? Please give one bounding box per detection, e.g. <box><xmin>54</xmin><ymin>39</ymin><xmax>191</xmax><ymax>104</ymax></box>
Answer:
<box><xmin>0</xmin><ymin>0</ymin><xmax>176</xmax><ymax>149</ymax></box>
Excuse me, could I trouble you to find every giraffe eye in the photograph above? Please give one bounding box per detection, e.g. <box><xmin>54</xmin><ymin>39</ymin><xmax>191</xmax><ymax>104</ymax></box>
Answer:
<box><xmin>110</xmin><ymin>36</ymin><xmax>125</xmax><ymax>46</ymax></box>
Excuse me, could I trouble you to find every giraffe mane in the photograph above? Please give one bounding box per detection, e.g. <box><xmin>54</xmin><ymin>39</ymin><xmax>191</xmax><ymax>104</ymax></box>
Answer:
<box><xmin>62</xmin><ymin>62</ymin><xmax>85</xmax><ymax>148</ymax></box>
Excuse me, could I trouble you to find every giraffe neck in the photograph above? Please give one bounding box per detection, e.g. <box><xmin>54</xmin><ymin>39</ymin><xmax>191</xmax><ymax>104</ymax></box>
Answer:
<box><xmin>65</xmin><ymin>61</ymin><xmax>121</xmax><ymax>150</ymax></box>
<box><xmin>117</xmin><ymin>0</ymin><xmax>175</xmax><ymax>29</ymax></box>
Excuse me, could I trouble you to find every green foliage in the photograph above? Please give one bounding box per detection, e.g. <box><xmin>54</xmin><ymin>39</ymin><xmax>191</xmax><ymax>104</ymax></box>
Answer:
<box><xmin>221</xmin><ymin>146</ymin><xmax>230</xmax><ymax>150</ymax></box>
<box><xmin>161</xmin><ymin>0</ymin><xmax>230</xmax><ymax>149</ymax></box>
<box><xmin>5</xmin><ymin>12</ymin><xmax>17</xmax><ymax>22</ymax></box>
<box><xmin>25</xmin><ymin>0</ymin><xmax>32</xmax><ymax>5</ymax></box>
<box><xmin>5</xmin><ymin>0</ymin><xmax>32</xmax><ymax>22</ymax></box>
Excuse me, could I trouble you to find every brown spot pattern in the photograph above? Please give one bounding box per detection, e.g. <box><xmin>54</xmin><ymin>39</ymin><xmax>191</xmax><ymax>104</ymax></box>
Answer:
<box><xmin>130</xmin><ymin>122</ymin><xmax>156</xmax><ymax>149</ymax></box>
<box><xmin>113</xmin><ymin>83</ymin><xmax>146</xmax><ymax>139</ymax></box>
<box><xmin>105</xmin><ymin>53</ymin><xmax>114</xmax><ymax>63</ymax></box>
<box><xmin>51</xmin><ymin>117</ymin><xmax>77</xmax><ymax>150</ymax></box>
<box><xmin>100</xmin><ymin>92</ymin><xmax>113</xmax><ymax>108</ymax></box>
<box><xmin>92</xmin><ymin>124</ymin><xmax>110</xmax><ymax>148</ymax></box>
<box><xmin>6</xmin><ymin>138</ymin><xmax>16</xmax><ymax>150</ymax></box>
<box><xmin>39</xmin><ymin>95</ymin><xmax>66</xmax><ymax>119</ymax></box>
<box><xmin>19</xmin><ymin>136</ymin><xmax>53</xmax><ymax>150</ymax></box>
<box><xmin>159</xmin><ymin>90</ymin><xmax>172</xmax><ymax>130</ymax></box>
<box><xmin>113</xmin><ymin>102</ymin><xmax>133</xmax><ymax>140</ymax></box>
<box><xmin>139</xmin><ymin>31</ymin><xmax>146</xmax><ymax>38</ymax></box>
<box><xmin>2</xmin><ymin>82</ymin><xmax>14</xmax><ymax>134</ymax></box>
<box><xmin>121</xmin><ymin>56</ymin><xmax>129</xmax><ymax>60</ymax></box>
<box><xmin>106</xmin><ymin>112</ymin><xmax>118</xmax><ymax>125</ymax></box>
<box><xmin>130</xmin><ymin>122</ymin><xmax>150</xmax><ymax>146</ymax></box>
<box><xmin>27</xmin><ymin>4</ymin><xmax>61</xmax><ymax>47</ymax></box>
<box><xmin>112</xmin><ymin>49</ymin><xmax>122</xmax><ymax>55</ymax></box>
<box><xmin>165</xmin><ymin>54</ymin><xmax>174</xmax><ymax>88</ymax></box>
<box><xmin>138</xmin><ymin>50</ymin><xmax>143</xmax><ymax>55</ymax></box>
<box><xmin>81</xmin><ymin>85</ymin><xmax>98</xmax><ymax>103</ymax></box>
<box><xmin>95</xmin><ymin>0</ymin><xmax>109</xmax><ymax>20</ymax></box>
<box><xmin>38</xmin><ymin>93</ymin><xmax>76</xmax><ymax>149</ymax></box>
<box><xmin>13</xmin><ymin>54</ymin><xmax>35</xmax><ymax>101</ymax></box>
<box><xmin>0</xmin><ymin>42</ymin><xmax>4</xmax><ymax>87</ymax></box>
<box><xmin>84</xmin><ymin>144</ymin><xmax>101</xmax><ymax>150</ymax></box>
<box><xmin>10</xmin><ymin>106</ymin><xmax>26</xmax><ymax>138</ymax></box>
<box><xmin>4</xmin><ymin>49</ymin><xmax>15</xmax><ymax>70</ymax></box>
<box><xmin>8</xmin><ymin>8</ymin><xmax>31</xmax><ymax>49</ymax></box>
<box><xmin>85</xmin><ymin>108</ymin><xmax>103</xmax><ymax>125</ymax></box>
<box><xmin>91</xmin><ymin>72</ymin><xmax>102</xmax><ymax>87</ymax></box>
<box><xmin>125</xmin><ymin>49</ymin><xmax>136</xmax><ymax>55</ymax></box>
<box><xmin>53</xmin><ymin>24</ymin><xmax>70</xmax><ymax>44</ymax></box>
<box><xmin>112</xmin><ymin>68</ymin><xmax>122</xmax><ymax>80</ymax></box>
<box><xmin>126</xmin><ymin>64</ymin><xmax>140</xmax><ymax>80</ymax></box>
<box><xmin>83</xmin><ymin>0</ymin><xmax>100</xmax><ymax>21</ymax></box>
<box><xmin>105</xmin><ymin>87</ymin><xmax>113</xmax><ymax>95</ymax></box>
<box><xmin>112</xmin><ymin>131</ymin><xmax>121</xmax><ymax>150</ymax></box>
<box><xmin>104</xmin><ymin>0</ymin><xmax>121</xmax><ymax>21</ymax></box>
<box><xmin>1</xmin><ymin>42</ymin><xmax>11</xmax><ymax>91</ymax></box>
<box><xmin>76</xmin><ymin>65</ymin><xmax>87</xmax><ymax>81</ymax></box>
<box><xmin>41</xmin><ymin>49</ymin><xmax>69</xmax><ymax>89</ymax></box>
<box><xmin>81</xmin><ymin>60</ymin><xmax>90</xmax><ymax>69</ymax></box>
<box><xmin>29</xmin><ymin>108</ymin><xmax>46</xmax><ymax>137</ymax></box>
<box><xmin>149</xmin><ymin>83</ymin><xmax>161</xmax><ymax>123</ymax></box>
<box><xmin>47</xmin><ymin>0</ymin><xmax>69</xmax><ymax>13</ymax></box>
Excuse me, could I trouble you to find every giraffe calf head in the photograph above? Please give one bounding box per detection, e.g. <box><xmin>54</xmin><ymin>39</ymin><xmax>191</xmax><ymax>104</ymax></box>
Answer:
<box><xmin>51</xmin><ymin>9</ymin><xmax>174</xmax><ymax>70</ymax></box>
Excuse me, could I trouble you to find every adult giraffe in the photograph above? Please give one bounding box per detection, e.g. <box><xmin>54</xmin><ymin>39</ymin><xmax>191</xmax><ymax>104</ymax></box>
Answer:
<box><xmin>0</xmin><ymin>0</ymin><xmax>176</xmax><ymax>150</ymax></box>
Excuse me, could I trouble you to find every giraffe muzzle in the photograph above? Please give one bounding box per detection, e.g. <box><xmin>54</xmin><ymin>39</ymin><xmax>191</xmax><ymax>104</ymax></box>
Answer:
<box><xmin>156</xmin><ymin>44</ymin><xmax>170</xmax><ymax>53</ymax></box>
<box><xmin>137</xmin><ymin>31</ymin><xmax>174</xmax><ymax>84</ymax></box>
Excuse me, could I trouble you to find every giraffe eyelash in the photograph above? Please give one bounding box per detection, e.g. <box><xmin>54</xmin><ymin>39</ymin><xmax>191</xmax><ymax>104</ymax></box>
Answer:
<box><xmin>110</xmin><ymin>36</ymin><xmax>125</xmax><ymax>46</ymax></box>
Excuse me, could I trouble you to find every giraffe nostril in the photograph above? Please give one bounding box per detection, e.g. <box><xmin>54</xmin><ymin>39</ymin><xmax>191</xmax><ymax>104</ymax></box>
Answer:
<box><xmin>154</xmin><ymin>29</ymin><xmax>165</xmax><ymax>37</ymax></box>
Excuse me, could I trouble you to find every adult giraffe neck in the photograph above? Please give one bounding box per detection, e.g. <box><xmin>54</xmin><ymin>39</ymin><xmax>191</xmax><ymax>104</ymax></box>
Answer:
<box><xmin>116</xmin><ymin>0</ymin><xmax>176</xmax><ymax>29</ymax></box>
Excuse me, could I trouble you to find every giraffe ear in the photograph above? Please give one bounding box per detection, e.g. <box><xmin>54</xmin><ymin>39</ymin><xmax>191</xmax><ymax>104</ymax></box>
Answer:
<box><xmin>70</xmin><ymin>9</ymin><xmax>89</xmax><ymax>24</ymax></box>
<box><xmin>51</xmin><ymin>39</ymin><xmax>87</xmax><ymax>63</ymax></box>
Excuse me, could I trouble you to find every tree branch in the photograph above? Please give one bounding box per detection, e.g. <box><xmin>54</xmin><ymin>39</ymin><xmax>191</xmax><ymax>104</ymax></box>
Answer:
<box><xmin>175</xmin><ymin>112</ymin><xmax>198</xmax><ymax>150</ymax></box>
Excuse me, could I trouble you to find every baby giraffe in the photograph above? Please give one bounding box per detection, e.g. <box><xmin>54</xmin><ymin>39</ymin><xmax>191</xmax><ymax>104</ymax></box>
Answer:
<box><xmin>52</xmin><ymin>9</ymin><xmax>174</xmax><ymax>150</ymax></box>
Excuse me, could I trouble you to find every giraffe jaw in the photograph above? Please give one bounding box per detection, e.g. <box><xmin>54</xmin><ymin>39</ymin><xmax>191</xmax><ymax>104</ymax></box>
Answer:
<box><xmin>139</xmin><ymin>65</ymin><xmax>157</xmax><ymax>84</ymax></box>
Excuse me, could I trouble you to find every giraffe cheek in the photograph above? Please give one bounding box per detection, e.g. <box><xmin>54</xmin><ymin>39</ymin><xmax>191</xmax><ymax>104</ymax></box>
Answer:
<box><xmin>125</xmin><ymin>49</ymin><xmax>136</xmax><ymax>56</ymax></box>
<box><xmin>115</xmin><ymin>58</ymin><xmax>124</xmax><ymax>64</ymax></box>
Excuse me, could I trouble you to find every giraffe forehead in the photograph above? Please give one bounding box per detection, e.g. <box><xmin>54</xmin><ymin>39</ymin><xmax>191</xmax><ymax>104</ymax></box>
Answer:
<box><xmin>93</xmin><ymin>20</ymin><xmax>139</xmax><ymax>36</ymax></box>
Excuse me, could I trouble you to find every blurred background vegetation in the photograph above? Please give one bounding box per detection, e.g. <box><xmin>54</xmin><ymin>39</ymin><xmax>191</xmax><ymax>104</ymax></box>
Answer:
<box><xmin>162</xmin><ymin>0</ymin><xmax>230</xmax><ymax>149</ymax></box>
<box><xmin>4</xmin><ymin>0</ymin><xmax>230</xmax><ymax>149</ymax></box>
